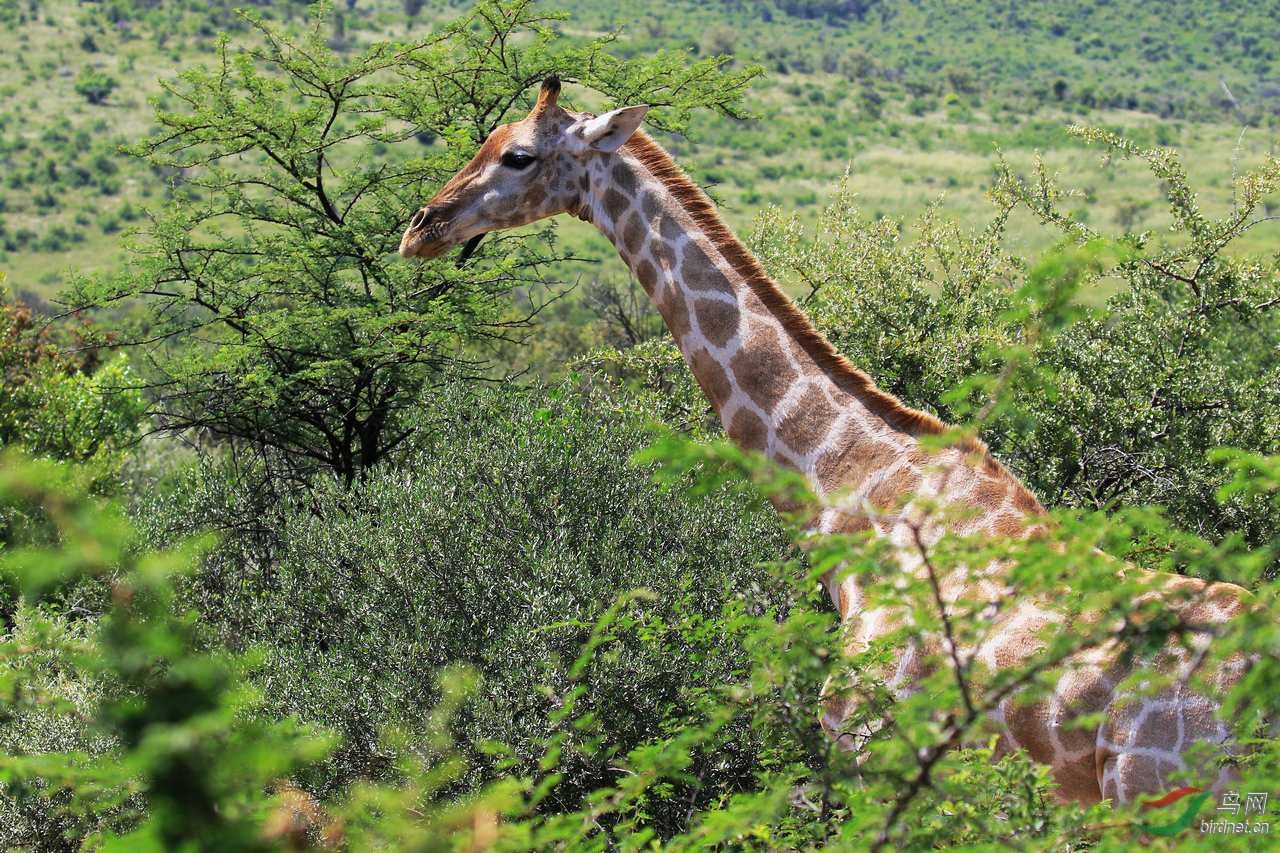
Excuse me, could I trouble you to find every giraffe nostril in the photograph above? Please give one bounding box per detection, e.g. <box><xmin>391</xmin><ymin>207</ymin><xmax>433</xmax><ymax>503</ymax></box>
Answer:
<box><xmin>409</xmin><ymin>207</ymin><xmax>432</xmax><ymax>230</ymax></box>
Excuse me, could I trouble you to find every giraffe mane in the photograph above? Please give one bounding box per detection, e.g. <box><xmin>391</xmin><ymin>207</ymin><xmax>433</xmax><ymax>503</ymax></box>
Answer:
<box><xmin>622</xmin><ymin>130</ymin><xmax>1021</xmax><ymax>481</ymax></box>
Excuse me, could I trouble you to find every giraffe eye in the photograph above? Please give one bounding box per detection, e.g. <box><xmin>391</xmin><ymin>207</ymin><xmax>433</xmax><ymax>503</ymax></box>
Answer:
<box><xmin>500</xmin><ymin>151</ymin><xmax>536</xmax><ymax>170</ymax></box>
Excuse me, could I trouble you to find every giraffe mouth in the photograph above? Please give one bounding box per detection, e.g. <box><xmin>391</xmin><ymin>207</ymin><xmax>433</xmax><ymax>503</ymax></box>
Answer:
<box><xmin>456</xmin><ymin>232</ymin><xmax>485</xmax><ymax>268</ymax></box>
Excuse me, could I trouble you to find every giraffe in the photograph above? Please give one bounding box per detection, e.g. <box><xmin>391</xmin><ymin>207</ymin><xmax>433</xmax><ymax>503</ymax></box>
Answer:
<box><xmin>398</xmin><ymin>76</ymin><xmax>1253</xmax><ymax>806</ymax></box>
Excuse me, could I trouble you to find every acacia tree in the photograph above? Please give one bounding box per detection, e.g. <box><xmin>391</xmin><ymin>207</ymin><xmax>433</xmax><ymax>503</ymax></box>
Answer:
<box><xmin>68</xmin><ymin>0</ymin><xmax>758</xmax><ymax>487</ymax></box>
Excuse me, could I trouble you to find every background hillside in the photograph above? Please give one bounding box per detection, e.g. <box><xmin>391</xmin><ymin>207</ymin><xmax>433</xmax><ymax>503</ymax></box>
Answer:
<box><xmin>3</xmin><ymin>0</ymin><xmax>1279</xmax><ymax>303</ymax></box>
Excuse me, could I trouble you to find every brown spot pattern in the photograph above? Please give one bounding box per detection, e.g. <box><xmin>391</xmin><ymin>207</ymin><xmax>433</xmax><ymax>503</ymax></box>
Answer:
<box><xmin>659</xmin><ymin>281</ymin><xmax>692</xmax><ymax>340</ymax></box>
<box><xmin>868</xmin><ymin>467</ymin><xmax>920</xmax><ymax>509</ymax></box>
<box><xmin>1003</xmin><ymin>699</ymin><xmax>1054</xmax><ymax>763</ymax></box>
<box><xmin>816</xmin><ymin>435</ymin><xmax>897</xmax><ymax>494</ymax></box>
<box><xmin>620</xmin><ymin>212</ymin><xmax>646</xmax><ymax>257</ymax></box>
<box><xmin>651</xmin><ymin>236</ymin><xmax>677</xmax><ymax>271</ymax></box>
<box><xmin>658</xmin><ymin>211</ymin><xmax>682</xmax><ymax>242</ymax></box>
<box><xmin>641</xmin><ymin>190</ymin><xmax>662</xmax><ymax>220</ymax></box>
<box><xmin>728</xmin><ymin>407</ymin><xmax>768</xmax><ymax>451</ymax></box>
<box><xmin>740</xmin><ymin>289</ymin><xmax>768</xmax><ymax>315</ymax></box>
<box><xmin>1012</xmin><ymin>487</ymin><xmax>1041</xmax><ymax>514</ymax></box>
<box><xmin>612</xmin><ymin>162</ymin><xmax>638</xmax><ymax>195</ymax></box>
<box><xmin>634</xmin><ymin>259</ymin><xmax>658</xmax><ymax>294</ymax></box>
<box><xmin>972</xmin><ymin>478</ymin><xmax>1009</xmax><ymax>510</ymax></box>
<box><xmin>777</xmin><ymin>384</ymin><xmax>838</xmax><ymax>456</ymax></box>
<box><xmin>730</xmin><ymin>324</ymin><xmax>796</xmax><ymax>412</ymax></box>
<box><xmin>689</xmin><ymin>348</ymin><xmax>731</xmax><ymax>409</ymax></box>
<box><xmin>1141</xmin><ymin>704</ymin><xmax>1180</xmax><ymax>751</ymax></box>
<box><xmin>694</xmin><ymin>298</ymin><xmax>740</xmax><ymax>348</ymax></box>
<box><xmin>681</xmin><ymin>241</ymin><xmax>728</xmax><ymax>291</ymax></box>
<box><xmin>992</xmin><ymin>513</ymin><xmax>1025</xmax><ymax>537</ymax></box>
<box><xmin>1053</xmin><ymin>669</ymin><xmax>1114</xmax><ymax>753</ymax></box>
<box><xmin>603</xmin><ymin>188</ymin><xmax>630</xmax><ymax>223</ymax></box>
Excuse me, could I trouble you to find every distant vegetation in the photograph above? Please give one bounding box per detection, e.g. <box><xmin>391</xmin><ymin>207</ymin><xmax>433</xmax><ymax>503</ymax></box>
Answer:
<box><xmin>0</xmin><ymin>1</ymin><xmax>1277</xmax><ymax>850</ymax></box>
<box><xmin>2</xmin><ymin>0</ymin><xmax>1279</xmax><ymax>297</ymax></box>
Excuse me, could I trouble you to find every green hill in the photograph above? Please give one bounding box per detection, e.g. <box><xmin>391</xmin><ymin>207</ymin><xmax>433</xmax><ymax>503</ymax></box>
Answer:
<box><xmin>1</xmin><ymin>0</ymin><xmax>1278</xmax><ymax>300</ymax></box>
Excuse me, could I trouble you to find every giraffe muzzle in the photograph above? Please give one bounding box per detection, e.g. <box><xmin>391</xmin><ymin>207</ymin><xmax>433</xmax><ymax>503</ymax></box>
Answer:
<box><xmin>399</xmin><ymin>207</ymin><xmax>452</xmax><ymax>259</ymax></box>
<box><xmin>399</xmin><ymin>203</ymin><xmax>486</xmax><ymax>264</ymax></box>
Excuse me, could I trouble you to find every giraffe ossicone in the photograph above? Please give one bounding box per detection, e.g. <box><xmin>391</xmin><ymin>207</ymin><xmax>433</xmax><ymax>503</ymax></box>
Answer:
<box><xmin>400</xmin><ymin>76</ymin><xmax>1253</xmax><ymax>805</ymax></box>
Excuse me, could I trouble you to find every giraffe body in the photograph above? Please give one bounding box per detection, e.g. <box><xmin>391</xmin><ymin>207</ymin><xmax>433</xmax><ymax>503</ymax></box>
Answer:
<box><xmin>399</xmin><ymin>77</ymin><xmax>1251</xmax><ymax>804</ymax></box>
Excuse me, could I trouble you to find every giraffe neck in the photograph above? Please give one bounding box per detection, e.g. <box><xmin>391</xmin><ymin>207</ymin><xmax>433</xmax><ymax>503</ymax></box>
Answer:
<box><xmin>579</xmin><ymin>131</ymin><xmax>942</xmax><ymax>507</ymax></box>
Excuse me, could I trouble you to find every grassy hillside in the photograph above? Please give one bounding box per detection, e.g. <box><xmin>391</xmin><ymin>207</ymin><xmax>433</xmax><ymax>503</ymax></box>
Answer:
<box><xmin>563</xmin><ymin>0</ymin><xmax>1280</xmax><ymax>118</ymax></box>
<box><xmin>1</xmin><ymin>0</ymin><xmax>1278</xmax><ymax>299</ymax></box>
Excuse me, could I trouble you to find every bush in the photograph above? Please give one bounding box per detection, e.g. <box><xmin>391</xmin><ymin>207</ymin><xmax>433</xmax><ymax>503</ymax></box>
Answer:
<box><xmin>0</xmin><ymin>288</ymin><xmax>144</xmax><ymax>467</ymax></box>
<box><xmin>133</xmin><ymin>381</ymin><xmax>794</xmax><ymax>815</ymax></box>
<box><xmin>73</xmin><ymin>65</ymin><xmax>117</xmax><ymax>104</ymax></box>
<box><xmin>753</xmin><ymin>128</ymin><xmax>1280</xmax><ymax>557</ymax></box>
<box><xmin>4</xmin><ymin>365</ymin><xmax>1279</xmax><ymax>849</ymax></box>
<box><xmin>0</xmin><ymin>453</ymin><xmax>334</xmax><ymax>850</ymax></box>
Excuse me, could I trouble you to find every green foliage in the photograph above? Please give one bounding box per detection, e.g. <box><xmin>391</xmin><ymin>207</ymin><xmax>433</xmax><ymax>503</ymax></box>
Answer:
<box><xmin>0</xmin><ymin>452</ymin><xmax>333</xmax><ymax>850</ymax></box>
<box><xmin>1</xmin><ymin>3</ymin><xmax>1279</xmax><ymax>850</ymax></box>
<box><xmin>73</xmin><ymin>65</ymin><xmax>116</xmax><ymax>105</ymax></box>
<box><xmin>993</xmin><ymin>130</ymin><xmax>1280</xmax><ymax>549</ymax></box>
<box><xmin>5</xmin><ymin>0</ymin><xmax>1280</xmax><ymax>295</ymax></box>
<box><xmin>3</xmin><ymin>210</ymin><xmax>1280</xmax><ymax>852</ymax></box>
<box><xmin>0</xmin><ymin>291</ymin><xmax>143</xmax><ymax>466</ymax></box>
<box><xmin>4</xmin><ymin>430</ymin><xmax>1279</xmax><ymax>848</ymax></box>
<box><xmin>132</xmin><ymin>380</ymin><xmax>794</xmax><ymax>819</ymax></box>
<box><xmin>565</xmin><ymin>0</ymin><xmax>1280</xmax><ymax>122</ymax></box>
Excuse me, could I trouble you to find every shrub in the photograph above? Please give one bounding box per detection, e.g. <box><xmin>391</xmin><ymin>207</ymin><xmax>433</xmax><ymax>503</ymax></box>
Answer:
<box><xmin>73</xmin><ymin>65</ymin><xmax>117</xmax><ymax>104</ymax></box>
<box><xmin>753</xmin><ymin>128</ymin><xmax>1280</xmax><ymax>557</ymax></box>
<box><xmin>0</xmin><ymin>288</ymin><xmax>144</xmax><ymax>467</ymax></box>
<box><xmin>133</xmin><ymin>380</ymin><xmax>794</xmax><ymax>814</ymax></box>
<box><xmin>3</xmin><ymin>283</ymin><xmax>1279</xmax><ymax>848</ymax></box>
<box><xmin>0</xmin><ymin>453</ymin><xmax>334</xmax><ymax>849</ymax></box>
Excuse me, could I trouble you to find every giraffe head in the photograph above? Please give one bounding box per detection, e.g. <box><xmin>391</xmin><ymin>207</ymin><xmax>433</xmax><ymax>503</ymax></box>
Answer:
<box><xmin>399</xmin><ymin>76</ymin><xmax>649</xmax><ymax>262</ymax></box>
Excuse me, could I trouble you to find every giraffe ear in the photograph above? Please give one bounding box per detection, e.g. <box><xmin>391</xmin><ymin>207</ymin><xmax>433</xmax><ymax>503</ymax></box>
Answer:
<box><xmin>572</xmin><ymin>105</ymin><xmax>649</xmax><ymax>153</ymax></box>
